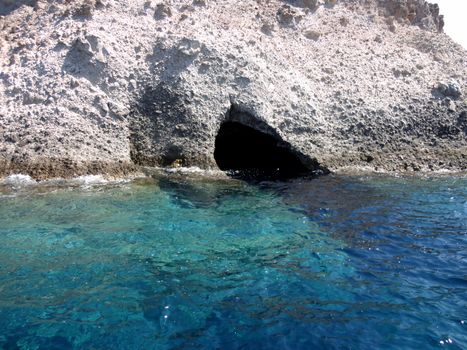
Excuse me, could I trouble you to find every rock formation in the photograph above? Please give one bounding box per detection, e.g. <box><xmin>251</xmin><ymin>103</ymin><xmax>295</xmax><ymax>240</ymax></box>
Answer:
<box><xmin>0</xmin><ymin>0</ymin><xmax>466</xmax><ymax>179</ymax></box>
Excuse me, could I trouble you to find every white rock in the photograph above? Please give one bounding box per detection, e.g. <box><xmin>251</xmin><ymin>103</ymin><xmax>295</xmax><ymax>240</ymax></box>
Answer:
<box><xmin>0</xmin><ymin>0</ymin><xmax>465</xmax><ymax>178</ymax></box>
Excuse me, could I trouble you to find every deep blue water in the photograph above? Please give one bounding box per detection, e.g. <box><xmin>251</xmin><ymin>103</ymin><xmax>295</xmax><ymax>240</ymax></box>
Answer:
<box><xmin>0</xmin><ymin>174</ymin><xmax>466</xmax><ymax>349</ymax></box>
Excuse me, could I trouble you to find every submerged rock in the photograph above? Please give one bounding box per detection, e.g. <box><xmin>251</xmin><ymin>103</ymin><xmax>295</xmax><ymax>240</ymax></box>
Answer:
<box><xmin>0</xmin><ymin>0</ymin><xmax>466</xmax><ymax>179</ymax></box>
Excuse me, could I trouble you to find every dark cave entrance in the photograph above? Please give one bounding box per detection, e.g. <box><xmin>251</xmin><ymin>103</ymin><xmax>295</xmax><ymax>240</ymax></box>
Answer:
<box><xmin>214</xmin><ymin>120</ymin><xmax>311</xmax><ymax>179</ymax></box>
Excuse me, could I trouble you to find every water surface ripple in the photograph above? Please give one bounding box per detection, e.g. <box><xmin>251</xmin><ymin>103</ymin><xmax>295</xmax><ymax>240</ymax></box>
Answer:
<box><xmin>0</xmin><ymin>175</ymin><xmax>465</xmax><ymax>349</ymax></box>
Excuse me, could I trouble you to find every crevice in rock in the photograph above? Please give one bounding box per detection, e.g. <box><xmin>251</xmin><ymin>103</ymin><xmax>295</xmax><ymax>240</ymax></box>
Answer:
<box><xmin>214</xmin><ymin>107</ymin><xmax>327</xmax><ymax>179</ymax></box>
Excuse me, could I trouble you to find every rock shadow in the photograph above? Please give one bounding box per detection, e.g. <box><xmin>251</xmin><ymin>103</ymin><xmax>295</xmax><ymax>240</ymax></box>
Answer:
<box><xmin>129</xmin><ymin>82</ymin><xmax>206</xmax><ymax>167</ymax></box>
<box><xmin>146</xmin><ymin>39</ymin><xmax>205</xmax><ymax>81</ymax></box>
<box><xmin>0</xmin><ymin>0</ymin><xmax>36</xmax><ymax>15</ymax></box>
<box><xmin>214</xmin><ymin>106</ymin><xmax>328</xmax><ymax>180</ymax></box>
<box><xmin>62</xmin><ymin>36</ymin><xmax>108</xmax><ymax>85</ymax></box>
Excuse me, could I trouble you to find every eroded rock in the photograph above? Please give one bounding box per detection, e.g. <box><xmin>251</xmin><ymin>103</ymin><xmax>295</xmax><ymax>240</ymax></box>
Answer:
<box><xmin>0</xmin><ymin>0</ymin><xmax>466</xmax><ymax>179</ymax></box>
<box><xmin>276</xmin><ymin>5</ymin><xmax>302</xmax><ymax>26</ymax></box>
<box><xmin>434</xmin><ymin>81</ymin><xmax>462</xmax><ymax>99</ymax></box>
<box><xmin>154</xmin><ymin>3</ymin><xmax>172</xmax><ymax>19</ymax></box>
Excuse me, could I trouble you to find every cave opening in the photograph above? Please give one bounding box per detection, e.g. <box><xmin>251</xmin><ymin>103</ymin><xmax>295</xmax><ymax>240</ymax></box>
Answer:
<box><xmin>214</xmin><ymin>120</ymin><xmax>310</xmax><ymax>179</ymax></box>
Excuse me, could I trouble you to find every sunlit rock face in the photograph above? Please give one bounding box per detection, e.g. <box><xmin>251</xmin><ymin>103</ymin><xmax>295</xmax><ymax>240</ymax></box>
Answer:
<box><xmin>0</xmin><ymin>0</ymin><xmax>466</xmax><ymax>179</ymax></box>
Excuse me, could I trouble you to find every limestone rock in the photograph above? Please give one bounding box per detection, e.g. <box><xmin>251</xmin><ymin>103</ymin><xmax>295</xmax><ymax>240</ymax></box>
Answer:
<box><xmin>0</xmin><ymin>0</ymin><xmax>466</xmax><ymax>179</ymax></box>
<box><xmin>378</xmin><ymin>0</ymin><xmax>444</xmax><ymax>32</ymax></box>
<box><xmin>304</xmin><ymin>29</ymin><xmax>321</xmax><ymax>41</ymax></box>
<box><xmin>192</xmin><ymin>0</ymin><xmax>207</xmax><ymax>6</ymax></box>
<box><xmin>154</xmin><ymin>3</ymin><xmax>172</xmax><ymax>19</ymax></box>
<box><xmin>285</xmin><ymin>0</ymin><xmax>318</xmax><ymax>10</ymax></box>
<box><xmin>434</xmin><ymin>81</ymin><xmax>462</xmax><ymax>99</ymax></box>
<box><xmin>276</xmin><ymin>5</ymin><xmax>302</xmax><ymax>26</ymax></box>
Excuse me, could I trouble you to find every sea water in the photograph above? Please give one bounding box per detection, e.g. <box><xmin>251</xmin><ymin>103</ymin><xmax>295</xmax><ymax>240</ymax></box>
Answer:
<box><xmin>0</xmin><ymin>174</ymin><xmax>466</xmax><ymax>349</ymax></box>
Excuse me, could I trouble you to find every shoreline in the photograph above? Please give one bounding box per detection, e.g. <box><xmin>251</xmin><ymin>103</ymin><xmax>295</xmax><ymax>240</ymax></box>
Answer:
<box><xmin>1</xmin><ymin>150</ymin><xmax>465</xmax><ymax>182</ymax></box>
<box><xmin>1</xmin><ymin>166</ymin><xmax>465</xmax><ymax>191</ymax></box>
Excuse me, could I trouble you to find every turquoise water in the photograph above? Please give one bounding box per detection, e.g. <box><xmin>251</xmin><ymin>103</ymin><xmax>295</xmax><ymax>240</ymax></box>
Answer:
<box><xmin>0</xmin><ymin>174</ymin><xmax>466</xmax><ymax>349</ymax></box>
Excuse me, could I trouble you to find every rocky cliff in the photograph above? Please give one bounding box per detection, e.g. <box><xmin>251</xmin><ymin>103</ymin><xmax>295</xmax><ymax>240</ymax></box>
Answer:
<box><xmin>0</xmin><ymin>0</ymin><xmax>466</xmax><ymax>179</ymax></box>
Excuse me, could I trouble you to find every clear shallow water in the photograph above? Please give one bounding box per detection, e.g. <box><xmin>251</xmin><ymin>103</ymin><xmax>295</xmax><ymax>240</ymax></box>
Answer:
<box><xmin>0</xmin><ymin>174</ymin><xmax>466</xmax><ymax>349</ymax></box>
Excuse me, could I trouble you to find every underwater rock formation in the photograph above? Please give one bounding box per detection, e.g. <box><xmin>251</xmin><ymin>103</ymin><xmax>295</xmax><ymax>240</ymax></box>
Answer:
<box><xmin>0</xmin><ymin>0</ymin><xmax>466</xmax><ymax>178</ymax></box>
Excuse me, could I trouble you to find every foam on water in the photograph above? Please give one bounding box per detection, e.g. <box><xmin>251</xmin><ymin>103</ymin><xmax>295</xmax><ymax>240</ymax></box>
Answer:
<box><xmin>70</xmin><ymin>174</ymin><xmax>109</xmax><ymax>185</ymax></box>
<box><xmin>1</xmin><ymin>174</ymin><xmax>37</xmax><ymax>186</ymax></box>
<box><xmin>0</xmin><ymin>174</ymin><xmax>141</xmax><ymax>192</ymax></box>
<box><xmin>163</xmin><ymin>166</ymin><xmax>216</xmax><ymax>174</ymax></box>
<box><xmin>156</xmin><ymin>166</ymin><xmax>229</xmax><ymax>179</ymax></box>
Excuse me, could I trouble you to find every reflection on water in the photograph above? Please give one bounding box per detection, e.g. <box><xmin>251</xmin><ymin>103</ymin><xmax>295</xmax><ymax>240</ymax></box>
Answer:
<box><xmin>0</xmin><ymin>174</ymin><xmax>466</xmax><ymax>349</ymax></box>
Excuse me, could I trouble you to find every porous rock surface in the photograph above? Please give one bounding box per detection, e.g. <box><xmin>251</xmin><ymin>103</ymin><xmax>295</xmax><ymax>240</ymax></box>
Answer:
<box><xmin>0</xmin><ymin>0</ymin><xmax>466</xmax><ymax>179</ymax></box>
